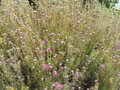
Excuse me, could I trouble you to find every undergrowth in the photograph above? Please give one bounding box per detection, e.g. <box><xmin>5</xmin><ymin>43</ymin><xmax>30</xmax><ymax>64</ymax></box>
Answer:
<box><xmin>0</xmin><ymin>0</ymin><xmax>120</xmax><ymax>90</ymax></box>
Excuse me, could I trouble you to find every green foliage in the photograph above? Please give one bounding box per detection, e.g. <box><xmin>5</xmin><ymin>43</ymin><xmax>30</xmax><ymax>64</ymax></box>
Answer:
<box><xmin>0</xmin><ymin>0</ymin><xmax>120</xmax><ymax>90</ymax></box>
<box><xmin>83</xmin><ymin>0</ymin><xmax>119</xmax><ymax>8</ymax></box>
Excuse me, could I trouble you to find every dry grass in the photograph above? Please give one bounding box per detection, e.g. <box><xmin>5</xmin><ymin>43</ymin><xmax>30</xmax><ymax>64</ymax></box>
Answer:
<box><xmin>0</xmin><ymin>0</ymin><xmax>120</xmax><ymax>90</ymax></box>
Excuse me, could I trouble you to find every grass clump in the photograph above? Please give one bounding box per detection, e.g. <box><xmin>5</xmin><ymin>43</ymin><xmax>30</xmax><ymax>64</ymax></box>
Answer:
<box><xmin>0</xmin><ymin>0</ymin><xmax>120</xmax><ymax>90</ymax></box>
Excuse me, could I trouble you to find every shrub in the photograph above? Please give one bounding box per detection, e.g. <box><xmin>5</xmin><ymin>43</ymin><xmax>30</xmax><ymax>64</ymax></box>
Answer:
<box><xmin>0</xmin><ymin>0</ymin><xmax>120</xmax><ymax>90</ymax></box>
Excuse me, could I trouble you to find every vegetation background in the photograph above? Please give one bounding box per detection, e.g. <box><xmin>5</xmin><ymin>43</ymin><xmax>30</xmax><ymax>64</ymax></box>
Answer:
<box><xmin>0</xmin><ymin>0</ymin><xmax>120</xmax><ymax>90</ymax></box>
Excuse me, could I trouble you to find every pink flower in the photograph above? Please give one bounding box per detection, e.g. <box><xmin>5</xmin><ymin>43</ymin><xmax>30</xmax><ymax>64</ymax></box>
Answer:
<box><xmin>46</xmin><ymin>48</ymin><xmax>52</xmax><ymax>52</ymax></box>
<box><xmin>6</xmin><ymin>38</ymin><xmax>11</xmax><ymax>40</ymax></box>
<box><xmin>39</xmin><ymin>40</ymin><xmax>45</xmax><ymax>44</ymax></box>
<box><xmin>57</xmin><ymin>33</ymin><xmax>61</xmax><ymax>36</ymax></box>
<box><xmin>82</xmin><ymin>40</ymin><xmax>85</xmax><ymax>43</ymax></box>
<box><xmin>44</xmin><ymin>64</ymin><xmax>50</xmax><ymax>70</ymax></box>
<box><xmin>75</xmin><ymin>72</ymin><xmax>80</xmax><ymax>78</ymax></box>
<box><xmin>53</xmin><ymin>55</ymin><xmax>57</xmax><ymax>58</ymax></box>
<box><xmin>60</xmin><ymin>67</ymin><xmax>64</xmax><ymax>70</ymax></box>
<box><xmin>50</xmin><ymin>66</ymin><xmax>53</xmax><ymax>69</ymax></box>
<box><xmin>100</xmin><ymin>64</ymin><xmax>105</xmax><ymax>68</ymax></box>
<box><xmin>112</xmin><ymin>60</ymin><xmax>116</xmax><ymax>62</ymax></box>
<box><xmin>55</xmin><ymin>82</ymin><xmax>63</xmax><ymax>89</ymax></box>
<box><xmin>117</xmin><ymin>72</ymin><xmax>120</xmax><ymax>76</ymax></box>
<box><xmin>49</xmin><ymin>33</ymin><xmax>55</xmax><ymax>36</ymax></box>
<box><xmin>94</xmin><ymin>80</ymin><xmax>99</xmax><ymax>83</ymax></box>
<box><xmin>53</xmin><ymin>71</ymin><xmax>58</xmax><ymax>76</ymax></box>
<box><xmin>38</xmin><ymin>51</ymin><xmax>44</xmax><ymax>54</ymax></box>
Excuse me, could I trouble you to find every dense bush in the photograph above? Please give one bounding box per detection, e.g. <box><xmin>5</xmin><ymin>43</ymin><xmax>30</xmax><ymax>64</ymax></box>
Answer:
<box><xmin>83</xmin><ymin>0</ymin><xmax>119</xmax><ymax>8</ymax></box>
<box><xmin>0</xmin><ymin>0</ymin><xmax>120</xmax><ymax>90</ymax></box>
